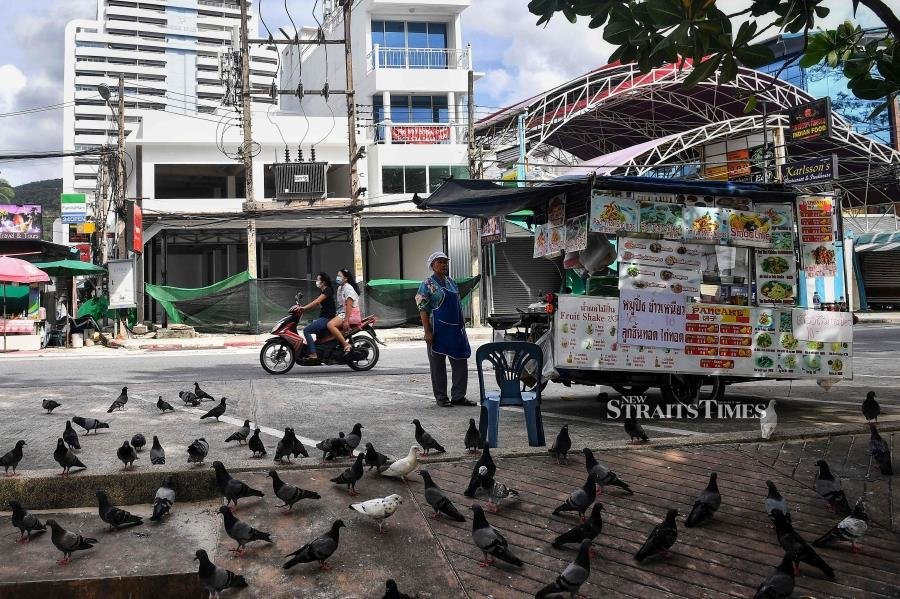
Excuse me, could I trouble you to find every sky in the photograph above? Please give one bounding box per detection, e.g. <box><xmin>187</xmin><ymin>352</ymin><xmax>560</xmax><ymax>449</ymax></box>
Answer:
<box><xmin>0</xmin><ymin>0</ymin><xmax>893</xmax><ymax>187</ymax></box>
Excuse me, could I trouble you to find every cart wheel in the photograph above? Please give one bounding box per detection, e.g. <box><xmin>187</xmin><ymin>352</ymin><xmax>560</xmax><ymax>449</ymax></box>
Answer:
<box><xmin>611</xmin><ymin>384</ymin><xmax>650</xmax><ymax>397</ymax></box>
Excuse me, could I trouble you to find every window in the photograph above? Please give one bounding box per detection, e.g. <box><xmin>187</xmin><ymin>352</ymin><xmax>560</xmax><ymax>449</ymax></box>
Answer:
<box><xmin>384</xmin><ymin>165</ymin><xmax>465</xmax><ymax>194</ymax></box>
<box><xmin>428</xmin><ymin>166</ymin><xmax>450</xmax><ymax>192</ymax></box>
<box><xmin>381</xmin><ymin>166</ymin><xmax>404</xmax><ymax>193</ymax></box>
<box><xmin>373</xmin><ymin>95</ymin><xmax>448</xmax><ymax>124</ymax></box>
<box><xmin>406</xmin><ymin>166</ymin><xmax>426</xmax><ymax>192</ymax></box>
<box><xmin>371</xmin><ymin>21</ymin><xmax>449</xmax><ymax>68</ymax></box>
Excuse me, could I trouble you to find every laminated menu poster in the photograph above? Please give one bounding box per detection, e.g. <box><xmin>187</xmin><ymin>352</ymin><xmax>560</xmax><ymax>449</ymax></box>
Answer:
<box><xmin>727</xmin><ymin>209</ymin><xmax>772</xmax><ymax>248</ymax></box>
<box><xmin>618</xmin><ymin>290</ymin><xmax>687</xmax><ymax>350</ymax></box>
<box><xmin>548</xmin><ymin>225</ymin><xmax>567</xmax><ymax>256</ymax></box>
<box><xmin>755</xmin><ymin>250</ymin><xmax>797</xmax><ymax>306</ymax></box>
<box><xmin>617</xmin><ymin>237</ymin><xmax>703</xmax><ymax>270</ymax></box>
<box><xmin>798</xmin><ymin>196</ymin><xmax>837</xmax><ymax>277</ymax></box>
<box><xmin>589</xmin><ymin>193</ymin><xmax>638</xmax><ymax>234</ymax></box>
<box><xmin>533</xmin><ymin>224</ymin><xmax>549</xmax><ymax>258</ymax></box>
<box><xmin>678</xmin><ymin>304</ymin><xmax>753</xmax><ymax>374</ymax></box>
<box><xmin>619</xmin><ymin>262</ymin><xmax>701</xmax><ymax>296</ymax></box>
<box><xmin>683</xmin><ymin>206</ymin><xmax>728</xmax><ymax>243</ymax></box>
<box><xmin>639</xmin><ymin>202</ymin><xmax>684</xmax><ymax>239</ymax></box>
<box><xmin>548</xmin><ymin>194</ymin><xmax>566</xmax><ymax>228</ymax></box>
<box><xmin>565</xmin><ymin>215</ymin><xmax>588</xmax><ymax>252</ymax></box>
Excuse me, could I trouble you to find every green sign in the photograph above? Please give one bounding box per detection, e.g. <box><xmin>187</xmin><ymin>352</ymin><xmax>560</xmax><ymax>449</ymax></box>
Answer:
<box><xmin>61</xmin><ymin>193</ymin><xmax>87</xmax><ymax>224</ymax></box>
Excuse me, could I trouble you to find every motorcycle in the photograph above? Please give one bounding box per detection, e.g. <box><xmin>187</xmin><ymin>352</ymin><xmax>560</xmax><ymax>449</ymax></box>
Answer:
<box><xmin>259</xmin><ymin>293</ymin><xmax>382</xmax><ymax>374</ymax></box>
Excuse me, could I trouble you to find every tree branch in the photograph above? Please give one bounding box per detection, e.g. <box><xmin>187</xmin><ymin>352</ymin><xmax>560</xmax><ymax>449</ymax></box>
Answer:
<box><xmin>857</xmin><ymin>0</ymin><xmax>900</xmax><ymax>40</ymax></box>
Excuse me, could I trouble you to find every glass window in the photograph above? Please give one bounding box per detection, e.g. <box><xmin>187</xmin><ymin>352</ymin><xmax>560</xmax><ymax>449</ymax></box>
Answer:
<box><xmin>390</xmin><ymin>95</ymin><xmax>410</xmax><ymax>123</ymax></box>
<box><xmin>427</xmin><ymin>23</ymin><xmax>447</xmax><ymax>49</ymax></box>
<box><xmin>381</xmin><ymin>167</ymin><xmax>404</xmax><ymax>194</ymax></box>
<box><xmin>411</xmin><ymin>96</ymin><xmax>432</xmax><ymax>122</ymax></box>
<box><xmin>371</xmin><ymin>21</ymin><xmax>384</xmax><ymax>47</ymax></box>
<box><xmin>384</xmin><ymin>21</ymin><xmax>405</xmax><ymax>47</ymax></box>
<box><xmin>428</xmin><ymin>166</ymin><xmax>451</xmax><ymax>192</ymax></box>
<box><xmin>450</xmin><ymin>166</ymin><xmax>470</xmax><ymax>180</ymax></box>
<box><xmin>432</xmin><ymin>95</ymin><xmax>449</xmax><ymax>123</ymax></box>
<box><xmin>405</xmin><ymin>166</ymin><xmax>427</xmax><ymax>193</ymax></box>
<box><xmin>407</xmin><ymin>22</ymin><xmax>428</xmax><ymax>49</ymax></box>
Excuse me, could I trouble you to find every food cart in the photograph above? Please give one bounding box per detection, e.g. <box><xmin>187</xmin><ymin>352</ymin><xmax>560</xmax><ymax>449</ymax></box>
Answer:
<box><xmin>421</xmin><ymin>176</ymin><xmax>853</xmax><ymax>403</ymax></box>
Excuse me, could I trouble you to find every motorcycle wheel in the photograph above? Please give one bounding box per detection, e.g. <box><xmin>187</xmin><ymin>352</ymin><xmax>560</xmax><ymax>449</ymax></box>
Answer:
<box><xmin>260</xmin><ymin>339</ymin><xmax>295</xmax><ymax>375</ymax></box>
<box><xmin>347</xmin><ymin>336</ymin><xmax>379</xmax><ymax>371</ymax></box>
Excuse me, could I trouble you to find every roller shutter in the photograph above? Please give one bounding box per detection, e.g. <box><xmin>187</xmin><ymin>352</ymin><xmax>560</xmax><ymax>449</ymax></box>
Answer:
<box><xmin>859</xmin><ymin>251</ymin><xmax>900</xmax><ymax>306</ymax></box>
<box><xmin>489</xmin><ymin>238</ymin><xmax>563</xmax><ymax>313</ymax></box>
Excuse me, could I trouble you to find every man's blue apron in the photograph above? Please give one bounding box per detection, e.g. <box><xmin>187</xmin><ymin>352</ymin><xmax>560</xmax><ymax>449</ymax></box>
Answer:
<box><xmin>430</xmin><ymin>277</ymin><xmax>471</xmax><ymax>360</ymax></box>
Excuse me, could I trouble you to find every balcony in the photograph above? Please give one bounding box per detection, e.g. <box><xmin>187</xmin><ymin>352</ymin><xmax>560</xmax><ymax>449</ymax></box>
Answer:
<box><xmin>373</xmin><ymin>122</ymin><xmax>468</xmax><ymax>146</ymax></box>
<box><xmin>367</xmin><ymin>46</ymin><xmax>470</xmax><ymax>72</ymax></box>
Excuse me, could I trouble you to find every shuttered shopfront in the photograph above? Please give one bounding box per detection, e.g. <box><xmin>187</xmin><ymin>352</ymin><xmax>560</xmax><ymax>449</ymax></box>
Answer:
<box><xmin>488</xmin><ymin>237</ymin><xmax>563</xmax><ymax>313</ymax></box>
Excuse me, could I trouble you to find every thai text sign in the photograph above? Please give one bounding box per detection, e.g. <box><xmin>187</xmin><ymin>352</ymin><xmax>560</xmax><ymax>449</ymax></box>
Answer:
<box><xmin>618</xmin><ymin>290</ymin><xmax>686</xmax><ymax>350</ymax></box>
<box><xmin>390</xmin><ymin>125</ymin><xmax>450</xmax><ymax>143</ymax></box>
<box><xmin>792</xmin><ymin>309</ymin><xmax>853</xmax><ymax>342</ymax></box>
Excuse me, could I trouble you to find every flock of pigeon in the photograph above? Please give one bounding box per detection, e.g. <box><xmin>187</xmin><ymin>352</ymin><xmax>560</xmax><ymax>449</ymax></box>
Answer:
<box><xmin>0</xmin><ymin>387</ymin><xmax>894</xmax><ymax>598</ymax></box>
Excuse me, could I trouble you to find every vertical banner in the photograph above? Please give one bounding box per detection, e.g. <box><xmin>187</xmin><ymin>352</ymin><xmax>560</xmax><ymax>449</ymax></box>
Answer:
<box><xmin>798</xmin><ymin>196</ymin><xmax>837</xmax><ymax>277</ymax></box>
<box><xmin>480</xmin><ymin>216</ymin><xmax>506</xmax><ymax>245</ymax></box>
<box><xmin>565</xmin><ymin>215</ymin><xmax>588</xmax><ymax>252</ymax></box>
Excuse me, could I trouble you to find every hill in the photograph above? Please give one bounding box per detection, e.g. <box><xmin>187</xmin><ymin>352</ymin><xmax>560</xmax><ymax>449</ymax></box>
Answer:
<box><xmin>12</xmin><ymin>178</ymin><xmax>62</xmax><ymax>240</ymax></box>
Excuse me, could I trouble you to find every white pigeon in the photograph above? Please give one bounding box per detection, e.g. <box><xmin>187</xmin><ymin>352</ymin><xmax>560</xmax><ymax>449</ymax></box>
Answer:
<box><xmin>349</xmin><ymin>493</ymin><xmax>403</xmax><ymax>533</ymax></box>
<box><xmin>382</xmin><ymin>446</ymin><xmax>420</xmax><ymax>480</ymax></box>
<box><xmin>760</xmin><ymin>400</ymin><xmax>777</xmax><ymax>440</ymax></box>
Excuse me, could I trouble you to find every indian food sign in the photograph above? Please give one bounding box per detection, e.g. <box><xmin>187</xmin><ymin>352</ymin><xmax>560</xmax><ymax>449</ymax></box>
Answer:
<box><xmin>787</xmin><ymin>98</ymin><xmax>831</xmax><ymax>143</ymax></box>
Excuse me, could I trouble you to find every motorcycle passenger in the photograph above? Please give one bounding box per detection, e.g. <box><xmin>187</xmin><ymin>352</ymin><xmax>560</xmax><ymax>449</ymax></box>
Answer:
<box><xmin>327</xmin><ymin>268</ymin><xmax>360</xmax><ymax>355</ymax></box>
<box><xmin>300</xmin><ymin>272</ymin><xmax>336</xmax><ymax>364</ymax></box>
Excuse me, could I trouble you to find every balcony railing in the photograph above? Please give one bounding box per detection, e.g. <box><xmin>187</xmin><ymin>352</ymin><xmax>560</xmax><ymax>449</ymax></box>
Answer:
<box><xmin>368</xmin><ymin>45</ymin><xmax>471</xmax><ymax>72</ymax></box>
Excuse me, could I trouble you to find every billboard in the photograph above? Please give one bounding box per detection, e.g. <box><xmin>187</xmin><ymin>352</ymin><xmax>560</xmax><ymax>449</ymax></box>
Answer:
<box><xmin>787</xmin><ymin>98</ymin><xmax>832</xmax><ymax>144</ymax></box>
<box><xmin>0</xmin><ymin>204</ymin><xmax>42</xmax><ymax>240</ymax></box>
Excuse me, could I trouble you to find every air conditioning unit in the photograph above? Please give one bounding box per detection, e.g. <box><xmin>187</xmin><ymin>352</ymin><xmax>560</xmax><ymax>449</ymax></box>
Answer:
<box><xmin>274</xmin><ymin>162</ymin><xmax>328</xmax><ymax>200</ymax></box>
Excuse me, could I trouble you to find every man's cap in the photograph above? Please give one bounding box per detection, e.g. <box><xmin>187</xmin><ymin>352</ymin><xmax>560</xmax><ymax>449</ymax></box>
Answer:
<box><xmin>426</xmin><ymin>251</ymin><xmax>449</xmax><ymax>268</ymax></box>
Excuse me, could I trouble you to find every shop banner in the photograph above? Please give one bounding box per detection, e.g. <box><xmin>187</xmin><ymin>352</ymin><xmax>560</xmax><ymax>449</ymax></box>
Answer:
<box><xmin>390</xmin><ymin>125</ymin><xmax>450</xmax><ymax>143</ymax></box>
<box><xmin>565</xmin><ymin>215</ymin><xmax>588</xmax><ymax>252</ymax></box>
<box><xmin>60</xmin><ymin>193</ymin><xmax>87</xmax><ymax>224</ymax></box>
<box><xmin>683</xmin><ymin>206</ymin><xmax>728</xmax><ymax>243</ymax></box>
<box><xmin>620</xmin><ymin>262</ymin><xmax>701</xmax><ymax>296</ymax></box>
<box><xmin>679</xmin><ymin>304</ymin><xmax>754</xmax><ymax>374</ymax></box>
<box><xmin>787</xmin><ymin>98</ymin><xmax>831</xmax><ymax>143</ymax></box>
<box><xmin>798</xmin><ymin>196</ymin><xmax>837</xmax><ymax>277</ymax></box>
<box><xmin>639</xmin><ymin>202</ymin><xmax>684</xmax><ymax>239</ymax></box>
<box><xmin>792</xmin><ymin>309</ymin><xmax>853</xmax><ymax>342</ymax></box>
<box><xmin>0</xmin><ymin>204</ymin><xmax>42</xmax><ymax>240</ymax></box>
<box><xmin>727</xmin><ymin>209</ymin><xmax>772</xmax><ymax>247</ymax></box>
<box><xmin>589</xmin><ymin>193</ymin><xmax>638</xmax><ymax>234</ymax></box>
<box><xmin>533</xmin><ymin>224</ymin><xmax>548</xmax><ymax>258</ymax></box>
<box><xmin>617</xmin><ymin>237</ymin><xmax>703</xmax><ymax>270</ymax></box>
<box><xmin>618</xmin><ymin>290</ymin><xmax>686</xmax><ymax>350</ymax></box>
<box><xmin>755</xmin><ymin>250</ymin><xmax>797</xmax><ymax>305</ymax></box>
<box><xmin>783</xmin><ymin>155</ymin><xmax>838</xmax><ymax>185</ymax></box>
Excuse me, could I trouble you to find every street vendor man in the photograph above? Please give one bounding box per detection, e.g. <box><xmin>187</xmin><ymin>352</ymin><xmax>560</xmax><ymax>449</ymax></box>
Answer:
<box><xmin>417</xmin><ymin>251</ymin><xmax>476</xmax><ymax>408</ymax></box>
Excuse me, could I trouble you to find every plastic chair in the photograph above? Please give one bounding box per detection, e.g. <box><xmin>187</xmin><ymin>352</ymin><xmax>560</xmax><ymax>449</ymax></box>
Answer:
<box><xmin>476</xmin><ymin>341</ymin><xmax>546</xmax><ymax>448</ymax></box>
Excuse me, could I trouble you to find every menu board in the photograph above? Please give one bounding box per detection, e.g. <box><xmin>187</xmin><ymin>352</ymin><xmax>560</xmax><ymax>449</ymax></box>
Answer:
<box><xmin>683</xmin><ymin>206</ymin><xmax>728</xmax><ymax>243</ymax></box>
<box><xmin>639</xmin><ymin>202</ymin><xmax>684</xmax><ymax>239</ymax></box>
<box><xmin>727</xmin><ymin>209</ymin><xmax>772</xmax><ymax>248</ymax></box>
<box><xmin>618</xmin><ymin>290</ymin><xmax>686</xmax><ymax>350</ymax></box>
<box><xmin>565</xmin><ymin>215</ymin><xmax>588</xmax><ymax>252</ymax></box>
<box><xmin>792</xmin><ymin>309</ymin><xmax>853</xmax><ymax>342</ymax></box>
<box><xmin>765</xmin><ymin>203</ymin><xmax>795</xmax><ymax>252</ymax></box>
<box><xmin>617</xmin><ymin>237</ymin><xmax>703</xmax><ymax>270</ymax></box>
<box><xmin>620</xmin><ymin>263</ymin><xmax>701</xmax><ymax>296</ymax></box>
<box><xmin>755</xmin><ymin>250</ymin><xmax>797</xmax><ymax>306</ymax></box>
<box><xmin>590</xmin><ymin>193</ymin><xmax>639</xmax><ymax>234</ymax></box>
<box><xmin>533</xmin><ymin>224</ymin><xmax>549</xmax><ymax>258</ymax></box>
<box><xmin>798</xmin><ymin>196</ymin><xmax>837</xmax><ymax>277</ymax></box>
<box><xmin>679</xmin><ymin>304</ymin><xmax>754</xmax><ymax>374</ymax></box>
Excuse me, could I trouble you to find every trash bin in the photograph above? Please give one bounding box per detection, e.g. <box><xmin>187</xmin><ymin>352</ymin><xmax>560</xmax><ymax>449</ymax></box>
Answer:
<box><xmin>71</xmin><ymin>333</ymin><xmax>83</xmax><ymax>348</ymax></box>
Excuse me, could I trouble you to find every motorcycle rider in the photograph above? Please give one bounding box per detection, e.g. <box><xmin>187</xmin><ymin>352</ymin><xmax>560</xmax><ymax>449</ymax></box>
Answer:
<box><xmin>300</xmin><ymin>272</ymin><xmax>336</xmax><ymax>364</ymax></box>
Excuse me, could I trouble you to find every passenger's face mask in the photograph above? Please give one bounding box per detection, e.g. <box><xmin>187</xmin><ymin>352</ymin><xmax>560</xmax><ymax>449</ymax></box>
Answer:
<box><xmin>316</xmin><ymin>280</ymin><xmax>323</xmax><ymax>289</ymax></box>
<box><xmin>335</xmin><ymin>275</ymin><xmax>344</xmax><ymax>284</ymax></box>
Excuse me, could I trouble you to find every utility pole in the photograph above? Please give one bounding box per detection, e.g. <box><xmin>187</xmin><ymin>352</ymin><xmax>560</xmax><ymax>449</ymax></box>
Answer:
<box><xmin>466</xmin><ymin>69</ymin><xmax>482</xmax><ymax>326</ymax></box>
<box><xmin>116</xmin><ymin>74</ymin><xmax>126</xmax><ymax>260</ymax></box>
<box><xmin>342</xmin><ymin>0</ymin><xmax>364</xmax><ymax>284</ymax></box>
<box><xmin>239</xmin><ymin>0</ymin><xmax>257</xmax><ymax>279</ymax></box>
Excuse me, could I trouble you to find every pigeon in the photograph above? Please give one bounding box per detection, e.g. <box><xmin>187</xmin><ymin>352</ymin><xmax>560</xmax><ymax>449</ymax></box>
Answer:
<box><xmin>316</xmin><ymin>434</ymin><xmax>351</xmax><ymax>461</ymax></box>
<box><xmin>345</xmin><ymin>423</ymin><xmax>364</xmax><ymax>451</ymax></box>
<box><xmin>634</xmin><ymin>509</ymin><xmax>678</xmax><ymax>562</ymax></box>
<box><xmin>194</xmin><ymin>548</ymin><xmax>247</xmax><ymax>598</ymax></box>
<box><xmin>412</xmin><ymin>419</ymin><xmax>446</xmax><ymax>455</ymax></box>
<box><xmin>685</xmin><ymin>472</ymin><xmax>721</xmax><ymax>528</ymax></box>
<box><xmin>753</xmin><ymin>553</ymin><xmax>795</xmax><ymax>599</ymax></box>
<box><xmin>179</xmin><ymin>391</ymin><xmax>201</xmax><ymax>407</ymax></box>
<box><xmin>156</xmin><ymin>396</ymin><xmax>174</xmax><ymax>413</ymax></box>
<box><xmin>200</xmin><ymin>397</ymin><xmax>227</xmax><ymax>422</ymax></box>
<box><xmin>0</xmin><ymin>440</ymin><xmax>25</xmax><ymax>476</ymax></box>
<box><xmin>624</xmin><ymin>416</ymin><xmax>649</xmax><ymax>444</ymax></box>
<box><xmin>53</xmin><ymin>438</ymin><xmax>86</xmax><ymax>475</ymax></box>
<box><xmin>364</xmin><ymin>442</ymin><xmax>389</xmax><ymax>473</ymax></box>
<box><xmin>187</xmin><ymin>438</ymin><xmax>209</xmax><ymax>465</ymax></box>
<box><xmin>487</xmin><ymin>471</ymin><xmax>520</xmax><ymax>513</ymax></box>
<box><xmin>869</xmin><ymin>423</ymin><xmax>894</xmax><ymax>476</ymax></box>
<box><xmin>248</xmin><ymin>428</ymin><xmax>266</xmax><ymax>458</ymax></box>
<box><xmin>268</xmin><ymin>470</ymin><xmax>320</xmax><ymax>510</ymax></box>
<box><xmin>548</xmin><ymin>425</ymin><xmax>571</xmax><ymax>464</ymax></box>
<box><xmin>284</xmin><ymin>520</ymin><xmax>345</xmax><ymax>571</ymax></box>
<box><xmin>815</xmin><ymin>460</ymin><xmax>851</xmax><ymax>514</ymax></box>
<box><xmin>330</xmin><ymin>453</ymin><xmax>365</xmax><ymax>496</ymax></box>
<box><xmin>289</xmin><ymin>428</ymin><xmax>309</xmax><ymax>459</ymax></box>
<box><xmin>47</xmin><ymin>519</ymin><xmax>96</xmax><ymax>565</ymax></box>
<box><xmin>97</xmin><ymin>490</ymin><xmax>142</xmax><ymax>530</ymax></box>
<box><xmin>419</xmin><ymin>470</ymin><xmax>466</xmax><ymax>522</ymax></box>
<box><xmin>275</xmin><ymin>428</ymin><xmax>296</xmax><ymax>463</ymax></box>
<box><xmin>464</xmin><ymin>418</ymin><xmax>483</xmax><ymax>453</ymax></box>
<box><xmin>212</xmin><ymin>461</ymin><xmax>264</xmax><ymax>507</ymax></box>
<box><xmin>470</xmin><ymin>505</ymin><xmax>523</xmax><ymax>568</ymax></box>
<box><xmin>383</xmin><ymin>579</ymin><xmax>413</xmax><ymax>599</ymax></box>
<box><xmin>150</xmin><ymin>435</ymin><xmax>166</xmax><ymax>465</ymax></box>
<box><xmin>861</xmin><ymin>390</ymin><xmax>880</xmax><ymax>422</ymax></box>
<box><xmin>61</xmin><ymin>421</ymin><xmax>81</xmax><ymax>451</ymax></box>
<box><xmin>583</xmin><ymin>448</ymin><xmax>633</xmax><ymax>495</ymax></box>
<box><xmin>765</xmin><ymin>480</ymin><xmax>790</xmax><ymax>525</ymax></box>
<box><xmin>131</xmin><ymin>433</ymin><xmax>146</xmax><ymax>452</ymax></box>
<box><xmin>382</xmin><ymin>446</ymin><xmax>420</xmax><ymax>481</ymax></box>
<box><xmin>553</xmin><ymin>473</ymin><xmax>598</xmax><ymax>521</ymax></box>
<box><xmin>194</xmin><ymin>382</ymin><xmax>215</xmax><ymax>401</ymax></box>
<box><xmin>760</xmin><ymin>400</ymin><xmax>777</xmax><ymax>440</ymax></box>
<box><xmin>349</xmin><ymin>494</ymin><xmax>403</xmax><ymax>533</ymax></box>
<box><xmin>464</xmin><ymin>445</ymin><xmax>496</xmax><ymax>497</ymax></box>
<box><xmin>107</xmin><ymin>386</ymin><xmax>128</xmax><ymax>412</ymax></box>
<box><xmin>8</xmin><ymin>500</ymin><xmax>46</xmax><ymax>543</ymax></box>
<box><xmin>536</xmin><ymin>539</ymin><xmax>592</xmax><ymax>598</ymax></box>
<box><xmin>150</xmin><ymin>476</ymin><xmax>176</xmax><ymax>522</ymax></box>
<box><xmin>771</xmin><ymin>509</ymin><xmax>834</xmax><ymax>578</ymax></box>
<box><xmin>553</xmin><ymin>503</ymin><xmax>603</xmax><ymax>557</ymax></box>
<box><xmin>225</xmin><ymin>420</ymin><xmax>251</xmax><ymax>445</ymax></box>
<box><xmin>218</xmin><ymin>506</ymin><xmax>273</xmax><ymax>556</ymax></box>
<box><xmin>72</xmin><ymin>416</ymin><xmax>109</xmax><ymax>435</ymax></box>
<box><xmin>117</xmin><ymin>440</ymin><xmax>139</xmax><ymax>470</ymax></box>
<box><xmin>813</xmin><ymin>497</ymin><xmax>868</xmax><ymax>553</ymax></box>
<box><xmin>43</xmin><ymin>399</ymin><xmax>61</xmax><ymax>414</ymax></box>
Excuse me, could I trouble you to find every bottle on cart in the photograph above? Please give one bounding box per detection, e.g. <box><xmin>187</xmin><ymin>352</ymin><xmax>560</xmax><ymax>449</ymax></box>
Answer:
<box><xmin>812</xmin><ymin>292</ymin><xmax>821</xmax><ymax>310</ymax></box>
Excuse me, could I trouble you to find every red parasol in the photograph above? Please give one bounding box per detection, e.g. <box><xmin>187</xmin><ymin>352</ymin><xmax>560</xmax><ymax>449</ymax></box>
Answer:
<box><xmin>0</xmin><ymin>256</ymin><xmax>50</xmax><ymax>352</ymax></box>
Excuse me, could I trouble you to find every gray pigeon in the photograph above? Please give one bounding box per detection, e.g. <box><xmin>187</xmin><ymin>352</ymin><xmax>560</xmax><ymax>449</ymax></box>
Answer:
<box><xmin>150</xmin><ymin>435</ymin><xmax>166</xmax><ymax>465</ymax></box>
<box><xmin>771</xmin><ymin>509</ymin><xmax>834</xmax><ymax>578</ymax></box>
<box><xmin>72</xmin><ymin>416</ymin><xmax>109</xmax><ymax>435</ymax></box>
<box><xmin>553</xmin><ymin>503</ymin><xmax>603</xmax><ymax>556</ymax></box>
<box><xmin>364</xmin><ymin>442</ymin><xmax>389</xmax><ymax>473</ymax></box>
<box><xmin>815</xmin><ymin>460</ymin><xmax>850</xmax><ymax>514</ymax></box>
<box><xmin>179</xmin><ymin>391</ymin><xmax>201</xmax><ymax>407</ymax></box>
<box><xmin>330</xmin><ymin>453</ymin><xmax>365</xmax><ymax>496</ymax></box>
<box><xmin>107</xmin><ymin>386</ymin><xmax>128</xmax><ymax>412</ymax></box>
<box><xmin>212</xmin><ymin>461</ymin><xmax>264</xmax><ymax>507</ymax></box>
<box><xmin>635</xmin><ymin>509</ymin><xmax>678</xmax><ymax>562</ymax></box>
<box><xmin>53</xmin><ymin>438</ymin><xmax>86</xmax><ymax>475</ymax></box>
<box><xmin>685</xmin><ymin>472</ymin><xmax>721</xmax><ymax>527</ymax></box>
<box><xmin>248</xmin><ymin>428</ymin><xmax>266</xmax><ymax>458</ymax></box>
<box><xmin>753</xmin><ymin>553</ymin><xmax>795</xmax><ymax>599</ymax></box>
<box><xmin>464</xmin><ymin>446</ymin><xmax>496</xmax><ymax>498</ymax></box>
<box><xmin>345</xmin><ymin>423</ymin><xmax>364</xmax><ymax>451</ymax></box>
<box><xmin>583</xmin><ymin>448</ymin><xmax>633</xmax><ymax>495</ymax></box>
<box><xmin>464</xmin><ymin>418</ymin><xmax>483</xmax><ymax>453</ymax></box>
<box><xmin>47</xmin><ymin>519</ymin><xmax>96</xmax><ymax>565</ymax></box>
<box><xmin>289</xmin><ymin>428</ymin><xmax>308</xmax><ymax>459</ymax></box>
<box><xmin>624</xmin><ymin>416</ymin><xmax>649</xmax><ymax>443</ymax></box>
<box><xmin>156</xmin><ymin>396</ymin><xmax>174</xmax><ymax>413</ymax></box>
<box><xmin>1</xmin><ymin>440</ymin><xmax>26</xmax><ymax>476</ymax></box>
<box><xmin>150</xmin><ymin>476</ymin><xmax>176</xmax><ymax>522</ymax></box>
<box><xmin>43</xmin><ymin>399</ymin><xmax>61</xmax><ymax>414</ymax></box>
<box><xmin>187</xmin><ymin>438</ymin><xmax>209</xmax><ymax>464</ymax></box>
<box><xmin>63</xmin><ymin>421</ymin><xmax>80</xmax><ymax>450</ymax></box>
<box><xmin>225</xmin><ymin>420</ymin><xmax>251</xmax><ymax>445</ymax></box>
<box><xmin>412</xmin><ymin>419</ymin><xmax>446</xmax><ymax>455</ymax></box>
<box><xmin>813</xmin><ymin>497</ymin><xmax>868</xmax><ymax>553</ymax></box>
<box><xmin>195</xmin><ymin>548</ymin><xmax>247</xmax><ymax>597</ymax></box>
<box><xmin>268</xmin><ymin>470</ymin><xmax>320</xmax><ymax>510</ymax></box>
<box><xmin>315</xmin><ymin>433</ymin><xmax>351</xmax><ymax>461</ymax></box>
<box><xmin>284</xmin><ymin>520</ymin><xmax>345</xmax><ymax>571</ymax></box>
<box><xmin>218</xmin><ymin>506</ymin><xmax>272</xmax><ymax>556</ymax></box>
<box><xmin>869</xmin><ymin>423</ymin><xmax>894</xmax><ymax>476</ymax></box>
<box><xmin>116</xmin><ymin>440</ymin><xmax>139</xmax><ymax>470</ymax></box>
<box><xmin>536</xmin><ymin>539</ymin><xmax>591</xmax><ymax>598</ymax></box>
<box><xmin>548</xmin><ymin>424</ymin><xmax>571</xmax><ymax>464</ymax></box>
<box><xmin>553</xmin><ymin>473</ymin><xmax>598</xmax><ymax>521</ymax></box>
<box><xmin>131</xmin><ymin>433</ymin><xmax>146</xmax><ymax>452</ymax></box>
<box><xmin>275</xmin><ymin>428</ymin><xmax>296</xmax><ymax>463</ymax></box>
<box><xmin>487</xmin><ymin>473</ymin><xmax>520</xmax><ymax>513</ymax></box>
<box><xmin>8</xmin><ymin>500</ymin><xmax>46</xmax><ymax>543</ymax></box>
<box><xmin>470</xmin><ymin>505</ymin><xmax>523</xmax><ymax>568</ymax></box>
<box><xmin>419</xmin><ymin>470</ymin><xmax>465</xmax><ymax>522</ymax></box>
<box><xmin>765</xmin><ymin>480</ymin><xmax>790</xmax><ymax>525</ymax></box>
<box><xmin>194</xmin><ymin>382</ymin><xmax>215</xmax><ymax>401</ymax></box>
<box><xmin>97</xmin><ymin>490</ymin><xmax>142</xmax><ymax>530</ymax></box>
<box><xmin>200</xmin><ymin>397</ymin><xmax>227</xmax><ymax>422</ymax></box>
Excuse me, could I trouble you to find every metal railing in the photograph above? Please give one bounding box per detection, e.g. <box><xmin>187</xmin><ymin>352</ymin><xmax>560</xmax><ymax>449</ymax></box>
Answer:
<box><xmin>368</xmin><ymin>46</ymin><xmax>471</xmax><ymax>72</ymax></box>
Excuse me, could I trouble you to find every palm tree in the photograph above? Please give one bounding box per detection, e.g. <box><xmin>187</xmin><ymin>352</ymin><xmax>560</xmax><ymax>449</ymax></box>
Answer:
<box><xmin>0</xmin><ymin>178</ymin><xmax>13</xmax><ymax>202</ymax></box>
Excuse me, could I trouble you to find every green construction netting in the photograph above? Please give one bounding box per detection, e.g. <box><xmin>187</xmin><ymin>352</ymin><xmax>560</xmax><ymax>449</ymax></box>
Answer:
<box><xmin>145</xmin><ymin>271</ymin><xmax>252</xmax><ymax>325</ymax></box>
<box><xmin>365</xmin><ymin>276</ymin><xmax>481</xmax><ymax>328</ymax></box>
<box><xmin>77</xmin><ymin>296</ymin><xmax>137</xmax><ymax>327</ymax></box>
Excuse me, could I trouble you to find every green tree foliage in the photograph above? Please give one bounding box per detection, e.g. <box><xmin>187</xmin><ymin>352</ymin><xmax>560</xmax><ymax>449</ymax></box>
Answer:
<box><xmin>0</xmin><ymin>179</ymin><xmax>14</xmax><ymax>202</ymax></box>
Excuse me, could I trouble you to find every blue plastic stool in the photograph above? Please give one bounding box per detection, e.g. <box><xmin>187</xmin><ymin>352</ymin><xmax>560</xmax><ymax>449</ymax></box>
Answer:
<box><xmin>476</xmin><ymin>342</ymin><xmax>546</xmax><ymax>448</ymax></box>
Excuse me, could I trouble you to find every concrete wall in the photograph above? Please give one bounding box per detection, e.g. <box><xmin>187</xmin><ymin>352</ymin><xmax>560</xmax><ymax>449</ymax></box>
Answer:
<box><xmin>402</xmin><ymin>228</ymin><xmax>443</xmax><ymax>281</ymax></box>
<box><xmin>368</xmin><ymin>235</ymin><xmax>401</xmax><ymax>279</ymax></box>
